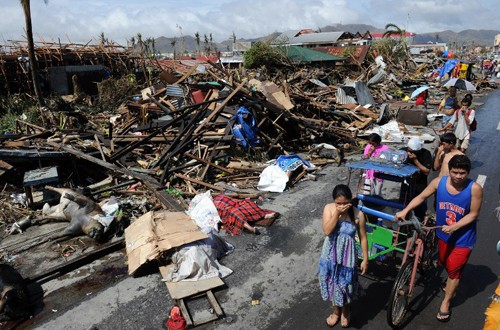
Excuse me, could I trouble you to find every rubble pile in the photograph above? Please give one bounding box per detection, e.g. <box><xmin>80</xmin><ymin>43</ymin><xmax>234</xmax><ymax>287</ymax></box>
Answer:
<box><xmin>0</xmin><ymin>37</ymin><xmax>497</xmax><ymax>297</ymax></box>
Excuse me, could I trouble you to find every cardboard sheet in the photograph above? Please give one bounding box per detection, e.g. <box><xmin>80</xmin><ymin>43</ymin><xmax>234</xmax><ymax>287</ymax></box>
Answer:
<box><xmin>125</xmin><ymin>211</ymin><xmax>207</xmax><ymax>275</ymax></box>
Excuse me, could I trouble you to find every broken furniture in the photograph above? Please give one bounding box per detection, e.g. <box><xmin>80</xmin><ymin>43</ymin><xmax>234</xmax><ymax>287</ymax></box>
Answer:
<box><xmin>159</xmin><ymin>265</ymin><xmax>225</xmax><ymax>327</ymax></box>
<box><xmin>23</xmin><ymin>166</ymin><xmax>60</xmax><ymax>207</ymax></box>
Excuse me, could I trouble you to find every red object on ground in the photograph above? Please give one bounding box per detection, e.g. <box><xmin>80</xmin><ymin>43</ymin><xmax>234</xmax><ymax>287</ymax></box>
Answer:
<box><xmin>166</xmin><ymin>306</ymin><xmax>187</xmax><ymax>330</ymax></box>
<box><xmin>213</xmin><ymin>194</ymin><xmax>274</xmax><ymax>235</ymax></box>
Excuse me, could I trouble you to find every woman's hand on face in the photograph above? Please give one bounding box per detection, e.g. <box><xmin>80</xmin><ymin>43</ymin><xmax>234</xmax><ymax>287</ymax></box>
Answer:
<box><xmin>335</xmin><ymin>203</ymin><xmax>352</xmax><ymax>214</ymax></box>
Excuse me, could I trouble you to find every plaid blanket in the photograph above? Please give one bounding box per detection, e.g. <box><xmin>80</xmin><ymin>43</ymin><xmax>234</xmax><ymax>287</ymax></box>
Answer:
<box><xmin>213</xmin><ymin>194</ymin><xmax>272</xmax><ymax>235</ymax></box>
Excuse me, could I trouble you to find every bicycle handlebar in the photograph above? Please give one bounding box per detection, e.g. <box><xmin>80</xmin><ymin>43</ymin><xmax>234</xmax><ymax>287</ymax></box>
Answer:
<box><xmin>356</xmin><ymin>204</ymin><xmax>441</xmax><ymax>234</ymax></box>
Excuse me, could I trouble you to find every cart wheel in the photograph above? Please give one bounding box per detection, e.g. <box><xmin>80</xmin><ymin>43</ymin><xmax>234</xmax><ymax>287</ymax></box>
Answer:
<box><xmin>387</xmin><ymin>259</ymin><xmax>414</xmax><ymax>328</ymax></box>
<box><xmin>420</xmin><ymin>229</ymin><xmax>437</xmax><ymax>272</ymax></box>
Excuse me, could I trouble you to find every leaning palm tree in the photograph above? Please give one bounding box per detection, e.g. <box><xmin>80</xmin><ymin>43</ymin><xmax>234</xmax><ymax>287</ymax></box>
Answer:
<box><xmin>19</xmin><ymin>0</ymin><xmax>47</xmax><ymax>106</ymax></box>
<box><xmin>382</xmin><ymin>23</ymin><xmax>405</xmax><ymax>39</ymax></box>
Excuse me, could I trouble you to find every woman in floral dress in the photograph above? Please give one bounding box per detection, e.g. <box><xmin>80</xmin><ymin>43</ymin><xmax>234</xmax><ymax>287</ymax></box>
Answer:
<box><xmin>318</xmin><ymin>184</ymin><xmax>368</xmax><ymax>327</ymax></box>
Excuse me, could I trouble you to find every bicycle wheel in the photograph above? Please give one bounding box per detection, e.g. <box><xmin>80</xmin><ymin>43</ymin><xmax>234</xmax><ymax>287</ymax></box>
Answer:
<box><xmin>420</xmin><ymin>230</ymin><xmax>437</xmax><ymax>271</ymax></box>
<box><xmin>387</xmin><ymin>259</ymin><xmax>414</xmax><ymax>328</ymax></box>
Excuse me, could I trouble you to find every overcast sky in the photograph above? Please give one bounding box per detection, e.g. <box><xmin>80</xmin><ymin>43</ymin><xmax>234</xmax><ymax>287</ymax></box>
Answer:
<box><xmin>1</xmin><ymin>0</ymin><xmax>498</xmax><ymax>45</ymax></box>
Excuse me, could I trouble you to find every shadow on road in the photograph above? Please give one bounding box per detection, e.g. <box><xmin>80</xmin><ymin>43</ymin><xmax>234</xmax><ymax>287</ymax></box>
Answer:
<box><xmin>454</xmin><ymin>263</ymin><xmax>497</xmax><ymax>307</ymax></box>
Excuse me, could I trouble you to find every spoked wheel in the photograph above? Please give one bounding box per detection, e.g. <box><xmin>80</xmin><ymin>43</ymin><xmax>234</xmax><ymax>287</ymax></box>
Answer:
<box><xmin>420</xmin><ymin>229</ymin><xmax>437</xmax><ymax>272</ymax></box>
<box><xmin>387</xmin><ymin>259</ymin><xmax>414</xmax><ymax>328</ymax></box>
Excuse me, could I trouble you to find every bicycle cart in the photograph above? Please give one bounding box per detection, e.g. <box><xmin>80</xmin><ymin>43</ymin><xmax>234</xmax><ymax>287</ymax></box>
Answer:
<box><xmin>345</xmin><ymin>159</ymin><xmax>439</xmax><ymax>328</ymax></box>
<box><xmin>346</xmin><ymin>159</ymin><xmax>420</xmax><ymax>261</ymax></box>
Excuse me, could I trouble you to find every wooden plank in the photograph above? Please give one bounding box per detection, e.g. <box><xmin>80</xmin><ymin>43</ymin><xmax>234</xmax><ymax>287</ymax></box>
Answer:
<box><xmin>175</xmin><ymin>173</ymin><xmax>224</xmax><ymax>192</ymax></box>
<box><xmin>159</xmin><ymin>265</ymin><xmax>224</xmax><ymax>299</ymax></box>
<box><xmin>26</xmin><ymin>239</ymin><xmax>124</xmax><ymax>284</ymax></box>
<box><xmin>175</xmin><ymin>64</ymin><xmax>198</xmax><ymax>84</ymax></box>
<box><xmin>184</xmin><ymin>152</ymin><xmax>234</xmax><ymax>174</ymax></box>
<box><xmin>207</xmin><ymin>290</ymin><xmax>224</xmax><ymax>317</ymax></box>
<box><xmin>4</xmin><ymin>141</ymin><xmax>30</xmax><ymax>148</ymax></box>
<box><xmin>178</xmin><ymin>298</ymin><xmax>193</xmax><ymax>327</ymax></box>
<box><xmin>94</xmin><ymin>134</ymin><xmax>107</xmax><ymax>161</ymax></box>
<box><xmin>0</xmin><ymin>159</ymin><xmax>13</xmax><ymax>176</ymax></box>
<box><xmin>193</xmin><ymin>80</ymin><xmax>246</xmax><ymax>135</ymax></box>
<box><xmin>45</xmin><ymin>142</ymin><xmax>183</xmax><ymax>211</ymax></box>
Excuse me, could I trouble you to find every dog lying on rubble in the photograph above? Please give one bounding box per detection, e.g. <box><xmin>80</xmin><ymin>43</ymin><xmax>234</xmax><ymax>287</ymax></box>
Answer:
<box><xmin>0</xmin><ymin>264</ymin><xmax>30</xmax><ymax>321</ymax></box>
<box><xmin>9</xmin><ymin>186</ymin><xmax>105</xmax><ymax>242</ymax></box>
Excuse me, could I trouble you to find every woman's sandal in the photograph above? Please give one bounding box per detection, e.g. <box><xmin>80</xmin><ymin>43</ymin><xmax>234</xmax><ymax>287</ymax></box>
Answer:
<box><xmin>341</xmin><ymin>317</ymin><xmax>350</xmax><ymax>328</ymax></box>
<box><xmin>326</xmin><ymin>313</ymin><xmax>340</xmax><ymax>327</ymax></box>
<box><xmin>341</xmin><ymin>311</ymin><xmax>350</xmax><ymax>328</ymax></box>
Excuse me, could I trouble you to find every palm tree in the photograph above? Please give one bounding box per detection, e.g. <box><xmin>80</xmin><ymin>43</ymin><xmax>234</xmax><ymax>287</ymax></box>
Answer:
<box><xmin>382</xmin><ymin>23</ymin><xmax>405</xmax><ymax>40</ymax></box>
<box><xmin>170</xmin><ymin>39</ymin><xmax>177</xmax><ymax>59</ymax></box>
<box><xmin>136</xmin><ymin>33</ymin><xmax>144</xmax><ymax>55</ymax></box>
<box><xmin>204</xmin><ymin>34</ymin><xmax>210</xmax><ymax>55</ymax></box>
<box><xmin>100</xmin><ymin>32</ymin><xmax>107</xmax><ymax>45</ymax></box>
<box><xmin>128</xmin><ymin>36</ymin><xmax>136</xmax><ymax>48</ymax></box>
<box><xmin>194</xmin><ymin>32</ymin><xmax>201</xmax><ymax>56</ymax></box>
<box><xmin>19</xmin><ymin>0</ymin><xmax>47</xmax><ymax>107</ymax></box>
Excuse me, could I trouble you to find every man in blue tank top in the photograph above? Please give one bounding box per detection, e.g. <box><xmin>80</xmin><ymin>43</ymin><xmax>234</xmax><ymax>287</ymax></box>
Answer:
<box><xmin>395</xmin><ymin>155</ymin><xmax>483</xmax><ymax>322</ymax></box>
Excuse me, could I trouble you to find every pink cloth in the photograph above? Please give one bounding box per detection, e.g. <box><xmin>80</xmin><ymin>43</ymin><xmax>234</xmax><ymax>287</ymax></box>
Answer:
<box><xmin>363</xmin><ymin>144</ymin><xmax>389</xmax><ymax>180</ymax></box>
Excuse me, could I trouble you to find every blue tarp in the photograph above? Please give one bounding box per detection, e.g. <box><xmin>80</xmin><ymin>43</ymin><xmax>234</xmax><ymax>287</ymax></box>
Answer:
<box><xmin>345</xmin><ymin>159</ymin><xmax>419</xmax><ymax>178</ymax></box>
<box><xmin>439</xmin><ymin>59</ymin><xmax>458</xmax><ymax>78</ymax></box>
<box><xmin>275</xmin><ymin>154</ymin><xmax>312</xmax><ymax>172</ymax></box>
<box><xmin>231</xmin><ymin>106</ymin><xmax>259</xmax><ymax>148</ymax></box>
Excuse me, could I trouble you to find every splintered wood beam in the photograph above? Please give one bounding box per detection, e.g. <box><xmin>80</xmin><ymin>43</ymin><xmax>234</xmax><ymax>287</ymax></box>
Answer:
<box><xmin>184</xmin><ymin>152</ymin><xmax>234</xmax><ymax>174</ymax></box>
<box><xmin>94</xmin><ymin>134</ymin><xmax>107</xmax><ymax>161</ymax></box>
<box><xmin>175</xmin><ymin>64</ymin><xmax>199</xmax><ymax>84</ymax></box>
<box><xmin>45</xmin><ymin>142</ymin><xmax>183</xmax><ymax>211</ymax></box>
<box><xmin>193</xmin><ymin>80</ymin><xmax>246</xmax><ymax>135</ymax></box>
<box><xmin>175</xmin><ymin>173</ymin><xmax>224</xmax><ymax>192</ymax></box>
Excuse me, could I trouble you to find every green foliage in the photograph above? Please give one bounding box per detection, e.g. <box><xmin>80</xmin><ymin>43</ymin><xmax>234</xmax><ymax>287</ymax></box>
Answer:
<box><xmin>383</xmin><ymin>23</ymin><xmax>405</xmax><ymax>38</ymax></box>
<box><xmin>342</xmin><ymin>46</ymin><xmax>355</xmax><ymax>57</ymax></box>
<box><xmin>369</xmin><ymin>38</ymin><xmax>408</xmax><ymax>63</ymax></box>
<box><xmin>95</xmin><ymin>75</ymin><xmax>137</xmax><ymax>112</ymax></box>
<box><xmin>165</xmin><ymin>188</ymin><xmax>183</xmax><ymax>197</ymax></box>
<box><xmin>243</xmin><ymin>41</ymin><xmax>285</xmax><ymax>69</ymax></box>
<box><xmin>0</xmin><ymin>95</ymin><xmax>41</xmax><ymax>133</ymax></box>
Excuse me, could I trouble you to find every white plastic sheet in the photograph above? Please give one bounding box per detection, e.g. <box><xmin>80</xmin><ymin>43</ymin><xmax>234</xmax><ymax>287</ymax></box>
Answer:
<box><xmin>186</xmin><ymin>191</ymin><xmax>221</xmax><ymax>230</ymax></box>
<box><xmin>163</xmin><ymin>229</ymin><xmax>234</xmax><ymax>282</ymax></box>
<box><xmin>257</xmin><ymin>165</ymin><xmax>289</xmax><ymax>193</ymax></box>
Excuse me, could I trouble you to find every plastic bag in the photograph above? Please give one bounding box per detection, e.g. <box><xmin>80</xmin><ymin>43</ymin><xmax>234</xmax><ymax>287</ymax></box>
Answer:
<box><xmin>186</xmin><ymin>191</ymin><xmax>221</xmax><ymax>230</ymax></box>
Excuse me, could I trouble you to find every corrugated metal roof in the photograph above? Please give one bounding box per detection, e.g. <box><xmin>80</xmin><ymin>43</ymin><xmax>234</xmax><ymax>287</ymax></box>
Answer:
<box><xmin>155</xmin><ymin>59</ymin><xmax>212</xmax><ymax>73</ymax></box>
<box><xmin>337</xmin><ymin>81</ymin><xmax>375</xmax><ymax>106</ymax></box>
<box><xmin>166</xmin><ymin>84</ymin><xmax>185</xmax><ymax>97</ymax></box>
<box><xmin>313</xmin><ymin>45</ymin><xmax>369</xmax><ymax>64</ymax></box>
<box><xmin>276</xmin><ymin>30</ymin><xmax>303</xmax><ymax>41</ymax></box>
<box><xmin>290</xmin><ymin>32</ymin><xmax>345</xmax><ymax>45</ymax></box>
<box><xmin>336</xmin><ymin>87</ymin><xmax>357</xmax><ymax>105</ymax></box>
<box><xmin>278</xmin><ymin>46</ymin><xmax>344</xmax><ymax>62</ymax></box>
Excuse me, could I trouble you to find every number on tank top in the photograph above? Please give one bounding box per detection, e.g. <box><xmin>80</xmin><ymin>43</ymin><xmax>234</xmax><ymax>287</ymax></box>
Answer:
<box><xmin>445</xmin><ymin>211</ymin><xmax>457</xmax><ymax>225</ymax></box>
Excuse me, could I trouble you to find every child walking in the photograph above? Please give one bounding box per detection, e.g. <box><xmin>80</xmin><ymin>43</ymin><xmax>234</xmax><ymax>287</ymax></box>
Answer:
<box><xmin>318</xmin><ymin>184</ymin><xmax>369</xmax><ymax>328</ymax></box>
<box><xmin>362</xmin><ymin>133</ymin><xmax>388</xmax><ymax>196</ymax></box>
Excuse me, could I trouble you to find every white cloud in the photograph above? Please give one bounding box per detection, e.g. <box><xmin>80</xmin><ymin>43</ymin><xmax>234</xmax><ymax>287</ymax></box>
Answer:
<box><xmin>0</xmin><ymin>0</ymin><xmax>498</xmax><ymax>45</ymax></box>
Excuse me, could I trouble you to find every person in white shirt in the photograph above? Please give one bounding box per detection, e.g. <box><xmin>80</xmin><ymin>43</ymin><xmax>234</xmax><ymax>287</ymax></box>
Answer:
<box><xmin>440</xmin><ymin>98</ymin><xmax>475</xmax><ymax>153</ymax></box>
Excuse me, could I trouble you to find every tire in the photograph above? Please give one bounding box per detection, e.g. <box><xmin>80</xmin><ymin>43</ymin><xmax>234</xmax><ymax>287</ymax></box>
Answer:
<box><xmin>387</xmin><ymin>259</ymin><xmax>414</xmax><ymax>328</ymax></box>
<box><xmin>420</xmin><ymin>230</ymin><xmax>437</xmax><ymax>272</ymax></box>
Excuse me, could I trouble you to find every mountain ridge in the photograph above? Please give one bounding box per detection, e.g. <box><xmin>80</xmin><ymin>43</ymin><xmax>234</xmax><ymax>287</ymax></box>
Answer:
<box><xmin>152</xmin><ymin>24</ymin><xmax>498</xmax><ymax>53</ymax></box>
